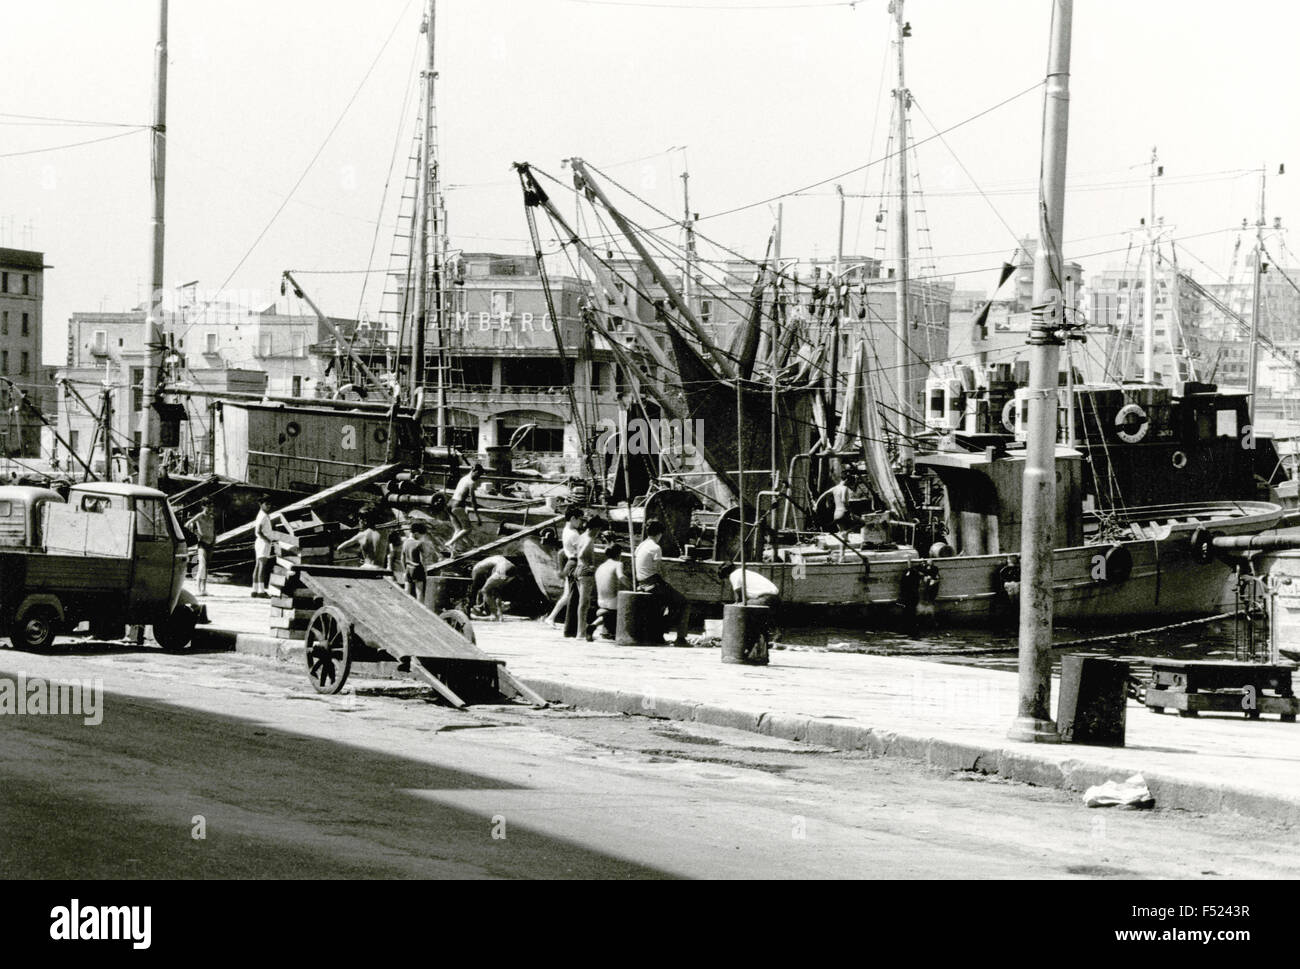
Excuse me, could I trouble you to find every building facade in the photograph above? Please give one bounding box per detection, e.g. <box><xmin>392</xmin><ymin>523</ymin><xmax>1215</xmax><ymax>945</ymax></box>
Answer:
<box><xmin>0</xmin><ymin>248</ymin><xmax>48</xmax><ymax>458</ymax></box>
<box><xmin>1088</xmin><ymin>265</ymin><xmax>1202</xmax><ymax>384</ymax></box>
<box><xmin>59</xmin><ymin>295</ymin><xmax>354</xmax><ymax>473</ymax></box>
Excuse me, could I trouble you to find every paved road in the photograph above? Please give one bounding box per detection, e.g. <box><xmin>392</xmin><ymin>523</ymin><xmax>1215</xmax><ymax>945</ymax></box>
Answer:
<box><xmin>2</xmin><ymin>643</ymin><xmax>1299</xmax><ymax>879</ymax></box>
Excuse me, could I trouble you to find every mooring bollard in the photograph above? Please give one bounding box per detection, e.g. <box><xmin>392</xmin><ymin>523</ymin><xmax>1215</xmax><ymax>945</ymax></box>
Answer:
<box><xmin>721</xmin><ymin>603</ymin><xmax>770</xmax><ymax>666</ymax></box>
<box><xmin>615</xmin><ymin>590</ymin><xmax>662</xmax><ymax>646</ymax></box>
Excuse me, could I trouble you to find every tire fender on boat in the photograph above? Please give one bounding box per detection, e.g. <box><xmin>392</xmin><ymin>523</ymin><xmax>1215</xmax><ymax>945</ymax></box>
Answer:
<box><xmin>1092</xmin><ymin>543</ymin><xmax>1133</xmax><ymax>584</ymax></box>
<box><xmin>1114</xmin><ymin>403</ymin><xmax>1150</xmax><ymax>444</ymax></box>
<box><xmin>900</xmin><ymin>562</ymin><xmax>940</xmax><ymax>613</ymax></box>
<box><xmin>994</xmin><ymin>561</ymin><xmax>1021</xmax><ymax>603</ymax></box>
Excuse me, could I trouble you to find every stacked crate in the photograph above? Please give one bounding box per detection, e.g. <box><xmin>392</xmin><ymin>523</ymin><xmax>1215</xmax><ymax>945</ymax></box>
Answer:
<box><xmin>268</xmin><ymin>558</ymin><xmax>322</xmax><ymax>642</ymax></box>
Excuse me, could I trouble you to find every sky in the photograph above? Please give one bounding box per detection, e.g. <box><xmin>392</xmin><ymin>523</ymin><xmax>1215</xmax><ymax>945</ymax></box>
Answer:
<box><xmin>3</xmin><ymin>0</ymin><xmax>1299</xmax><ymax>366</ymax></box>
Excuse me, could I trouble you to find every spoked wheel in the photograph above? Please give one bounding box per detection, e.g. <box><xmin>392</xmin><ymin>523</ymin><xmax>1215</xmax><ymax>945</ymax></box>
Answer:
<box><xmin>305</xmin><ymin>606</ymin><xmax>352</xmax><ymax>695</ymax></box>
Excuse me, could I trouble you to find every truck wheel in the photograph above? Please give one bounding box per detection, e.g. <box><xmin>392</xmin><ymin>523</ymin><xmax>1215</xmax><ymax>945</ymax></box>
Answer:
<box><xmin>10</xmin><ymin>606</ymin><xmax>61</xmax><ymax>653</ymax></box>
<box><xmin>153</xmin><ymin>606</ymin><xmax>197</xmax><ymax>653</ymax></box>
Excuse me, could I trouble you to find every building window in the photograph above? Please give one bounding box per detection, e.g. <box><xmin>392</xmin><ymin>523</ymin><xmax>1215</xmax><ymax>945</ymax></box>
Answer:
<box><xmin>205</xmin><ymin>332</ymin><xmax>219</xmax><ymax>354</ymax></box>
<box><xmin>0</xmin><ymin>273</ymin><xmax>7</xmax><ymax>293</ymax></box>
<box><xmin>1</xmin><ymin>351</ymin><xmax>7</xmax><ymax>373</ymax></box>
<box><xmin>69</xmin><ymin>430</ymin><xmax>79</xmax><ymax>454</ymax></box>
<box><xmin>259</xmin><ymin>332</ymin><xmax>274</xmax><ymax>357</ymax></box>
<box><xmin>291</xmin><ymin>376</ymin><xmax>303</xmax><ymax>397</ymax></box>
<box><xmin>292</xmin><ymin>332</ymin><xmax>305</xmax><ymax>358</ymax></box>
<box><xmin>700</xmin><ymin>299</ymin><xmax>714</xmax><ymax>325</ymax></box>
<box><xmin>22</xmin><ymin>275</ymin><xmax>30</xmax><ymax>296</ymax></box>
<box><xmin>132</xmin><ymin>367</ymin><xmax>144</xmax><ymax>412</ymax></box>
<box><xmin>1</xmin><ymin>311</ymin><xmax>7</xmax><ymax>336</ymax></box>
<box><xmin>19</xmin><ymin>353</ymin><xmax>28</xmax><ymax>375</ymax></box>
<box><xmin>20</xmin><ymin>313</ymin><xmax>28</xmax><ymax>336</ymax></box>
<box><xmin>490</xmin><ymin>291</ymin><xmax>515</xmax><ymax>318</ymax></box>
<box><xmin>93</xmin><ymin>330</ymin><xmax>108</xmax><ymax>354</ymax></box>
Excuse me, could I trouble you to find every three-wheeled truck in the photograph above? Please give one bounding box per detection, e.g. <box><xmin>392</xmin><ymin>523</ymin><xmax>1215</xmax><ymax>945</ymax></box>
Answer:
<box><xmin>0</xmin><ymin>482</ymin><xmax>202</xmax><ymax>652</ymax></box>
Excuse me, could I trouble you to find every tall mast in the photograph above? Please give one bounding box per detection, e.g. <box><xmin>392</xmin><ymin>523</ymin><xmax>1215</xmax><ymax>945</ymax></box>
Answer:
<box><xmin>1142</xmin><ymin>147</ymin><xmax>1159</xmax><ymax>382</ymax></box>
<box><xmin>137</xmin><ymin>0</ymin><xmax>168</xmax><ymax>487</ymax></box>
<box><xmin>1010</xmin><ymin>0</ymin><xmax>1073</xmax><ymax>744</ymax></box>
<box><xmin>1247</xmin><ymin>166</ymin><xmax>1266</xmax><ymax>429</ymax></box>
<box><xmin>429</xmin><ymin>0</ymin><xmax>447</xmax><ymax>446</ymax></box>
<box><xmin>891</xmin><ymin>0</ymin><xmax>913</xmax><ymax>465</ymax></box>
<box><xmin>681</xmin><ymin>162</ymin><xmax>696</xmax><ymax>315</ymax></box>
<box><xmin>411</xmin><ymin>0</ymin><xmax>445</xmax><ymax>446</ymax></box>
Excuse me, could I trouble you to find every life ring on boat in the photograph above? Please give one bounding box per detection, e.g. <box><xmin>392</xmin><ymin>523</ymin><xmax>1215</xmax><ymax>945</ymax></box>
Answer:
<box><xmin>1171</xmin><ymin>450</ymin><xmax>1188</xmax><ymax>470</ymax></box>
<box><xmin>1188</xmin><ymin>527</ymin><xmax>1220</xmax><ymax>565</ymax></box>
<box><xmin>1001</xmin><ymin>399</ymin><xmax>1017</xmax><ymax>433</ymax></box>
<box><xmin>1114</xmin><ymin>403</ymin><xmax>1150</xmax><ymax>444</ymax></box>
<box><xmin>928</xmin><ymin>542</ymin><xmax>955</xmax><ymax>558</ymax></box>
<box><xmin>1094</xmin><ymin>543</ymin><xmax>1133</xmax><ymax>585</ymax></box>
<box><xmin>373</xmin><ymin>426</ymin><xmax>389</xmax><ymax>444</ymax></box>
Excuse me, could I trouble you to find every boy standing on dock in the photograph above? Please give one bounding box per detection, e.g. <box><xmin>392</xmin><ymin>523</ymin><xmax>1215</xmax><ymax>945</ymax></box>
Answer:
<box><xmin>251</xmin><ymin>496</ymin><xmax>275</xmax><ymax>599</ymax></box>
<box><xmin>185</xmin><ymin>501</ymin><xmax>215</xmax><ymax>596</ymax></box>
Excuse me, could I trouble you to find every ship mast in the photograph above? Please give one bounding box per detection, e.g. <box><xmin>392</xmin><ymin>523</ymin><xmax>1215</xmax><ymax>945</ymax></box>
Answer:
<box><xmin>1010</xmin><ymin>0</ymin><xmax>1072</xmax><ymax>744</ymax></box>
<box><xmin>137</xmin><ymin>0</ymin><xmax>168</xmax><ymax>487</ymax></box>
<box><xmin>410</xmin><ymin>0</ymin><xmax>447</xmax><ymax>446</ymax></box>
<box><xmin>1247</xmin><ymin>166</ymin><xmax>1266</xmax><ymax>429</ymax></box>
<box><xmin>891</xmin><ymin>0</ymin><xmax>914</xmax><ymax>465</ymax></box>
<box><xmin>1142</xmin><ymin>148</ymin><xmax>1159</xmax><ymax>382</ymax></box>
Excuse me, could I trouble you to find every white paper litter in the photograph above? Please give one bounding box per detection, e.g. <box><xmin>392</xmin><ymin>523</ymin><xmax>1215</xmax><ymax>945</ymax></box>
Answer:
<box><xmin>1082</xmin><ymin>773</ymin><xmax>1155</xmax><ymax>809</ymax></box>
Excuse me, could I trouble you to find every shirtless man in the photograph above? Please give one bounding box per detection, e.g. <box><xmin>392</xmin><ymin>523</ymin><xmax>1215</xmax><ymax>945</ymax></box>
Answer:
<box><xmin>470</xmin><ymin>555</ymin><xmax>515</xmax><ymax>622</ymax></box>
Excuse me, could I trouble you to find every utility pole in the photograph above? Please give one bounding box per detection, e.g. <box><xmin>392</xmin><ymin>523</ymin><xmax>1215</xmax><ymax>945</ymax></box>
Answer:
<box><xmin>890</xmin><ymin>0</ymin><xmax>914</xmax><ymax>465</ymax></box>
<box><xmin>137</xmin><ymin>0</ymin><xmax>168</xmax><ymax>487</ymax></box>
<box><xmin>1247</xmin><ymin>166</ymin><xmax>1266</xmax><ymax>429</ymax></box>
<box><xmin>1010</xmin><ymin>0</ymin><xmax>1073</xmax><ymax>744</ymax></box>
<box><xmin>1142</xmin><ymin>148</ymin><xmax>1160</xmax><ymax>383</ymax></box>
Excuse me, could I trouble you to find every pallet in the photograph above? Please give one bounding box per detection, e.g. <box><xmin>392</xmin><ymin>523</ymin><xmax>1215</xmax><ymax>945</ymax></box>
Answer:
<box><xmin>1144</xmin><ymin>660</ymin><xmax>1298</xmax><ymax>722</ymax></box>
<box><xmin>1146</xmin><ymin>687</ymin><xmax>1299</xmax><ymax>722</ymax></box>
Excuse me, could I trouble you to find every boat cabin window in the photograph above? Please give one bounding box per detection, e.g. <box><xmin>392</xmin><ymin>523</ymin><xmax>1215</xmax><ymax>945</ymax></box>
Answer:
<box><xmin>1217</xmin><ymin>409</ymin><xmax>1238</xmax><ymax>439</ymax></box>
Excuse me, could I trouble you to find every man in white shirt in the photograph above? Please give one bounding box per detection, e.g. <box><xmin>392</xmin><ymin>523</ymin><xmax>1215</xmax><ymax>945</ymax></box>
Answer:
<box><xmin>635</xmin><ymin>519</ymin><xmax>689</xmax><ymax>646</ymax></box>
<box><xmin>251</xmin><ymin>496</ymin><xmax>275</xmax><ymax>598</ymax></box>
<box><xmin>548</xmin><ymin>507</ymin><xmax>585</xmax><ymax>629</ymax></box>
<box><xmin>728</xmin><ymin>565</ymin><xmax>783</xmax><ymax>640</ymax></box>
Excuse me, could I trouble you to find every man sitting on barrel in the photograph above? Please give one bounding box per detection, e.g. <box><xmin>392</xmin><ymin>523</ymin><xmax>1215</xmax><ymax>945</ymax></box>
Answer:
<box><xmin>727</xmin><ymin>565</ymin><xmax>783</xmax><ymax>642</ymax></box>
<box><xmin>635</xmin><ymin>519</ymin><xmax>690</xmax><ymax>647</ymax></box>
<box><xmin>593</xmin><ymin>543</ymin><xmax>628</xmax><ymax>640</ymax></box>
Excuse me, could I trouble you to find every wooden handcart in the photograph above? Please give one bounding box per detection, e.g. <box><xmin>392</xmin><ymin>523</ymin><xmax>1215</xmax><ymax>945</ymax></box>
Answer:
<box><xmin>277</xmin><ymin>564</ymin><xmax>546</xmax><ymax>709</ymax></box>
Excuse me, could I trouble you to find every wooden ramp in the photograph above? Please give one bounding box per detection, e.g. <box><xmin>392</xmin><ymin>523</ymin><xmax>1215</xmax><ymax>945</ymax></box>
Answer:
<box><xmin>287</xmin><ymin>564</ymin><xmax>544</xmax><ymax>709</ymax></box>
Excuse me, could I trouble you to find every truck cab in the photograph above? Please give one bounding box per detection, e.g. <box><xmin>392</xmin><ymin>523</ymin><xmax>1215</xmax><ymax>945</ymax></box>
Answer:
<box><xmin>0</xmin><ymin>482</ymin><xmax>198</xmax><ymax>652</ymax></box>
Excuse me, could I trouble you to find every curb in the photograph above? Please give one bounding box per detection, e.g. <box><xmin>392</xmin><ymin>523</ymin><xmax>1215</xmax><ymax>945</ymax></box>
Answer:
<box><xmin>519</xmin><ymin>676</ymin><xmax>1300</xmax><ymax>826</ymax></box>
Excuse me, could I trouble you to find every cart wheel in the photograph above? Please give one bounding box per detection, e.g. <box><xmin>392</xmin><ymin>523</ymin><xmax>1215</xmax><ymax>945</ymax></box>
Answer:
<box><xmin>305</xmin><ymin>606</ymin><xmax>352</xmax><ymax>695</ymax></box>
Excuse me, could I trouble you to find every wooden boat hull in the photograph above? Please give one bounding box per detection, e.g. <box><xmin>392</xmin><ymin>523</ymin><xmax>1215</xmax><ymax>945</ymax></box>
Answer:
<box><xmin>658</xmin><ymin>501</ymin><xmax>1284</xmax><ymax>627</ymax></box>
